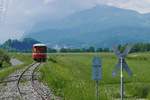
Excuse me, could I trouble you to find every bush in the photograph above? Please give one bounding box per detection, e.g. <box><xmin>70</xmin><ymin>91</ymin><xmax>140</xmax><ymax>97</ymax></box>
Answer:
<box><xmin>133</xmin><ymin>84</ymin><xmax>150</xmax><ymax>98</ymax></box>
<box><xmin>0</xmin><ymin>49</ymin><xmax>11</xmax><ymax>67</ymax></box>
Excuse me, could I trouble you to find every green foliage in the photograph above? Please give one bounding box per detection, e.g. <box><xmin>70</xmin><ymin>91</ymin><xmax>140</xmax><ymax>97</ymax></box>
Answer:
<box><xmin>131</xmin><ymin>43</ymin><xmax>150</xmax><ymax>52</ymax></box>
<box><xmin>59</xmin><ymin>47</ymin><xmax>110</xmax><ymax>53</ymax></box>
<box><xmin>87</xmin><ymin>46</ymin><xmax>95</xmax><ymax>52</ymax></box>
<box><xmin>132</xmin><ymin>84</ymin><xmax>150</xmax><ymax>98</ymax></box>
<box><xmin>0</xmin><ymin>49</ymin><xmax>10</xmax><ymax>67</ymax></box>
<box><xmin>48</xmin><ymin>48</ymin><xmax>57</xmax><ymax>53</ymax></box>
<box><xmin>118</xmin><ymin>43</ymin><xmax>150</xmax><ymax>53</ymax></box>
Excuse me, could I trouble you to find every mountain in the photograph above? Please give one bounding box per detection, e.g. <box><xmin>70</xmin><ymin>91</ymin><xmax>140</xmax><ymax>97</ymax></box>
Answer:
<box><xmin>1</xmin><ymin>38</ymin><xmax>40</xmax><ymax>51</ymax></box>
<box><xmin>25</xmin><ymin>5</ymin><xmax>150</xmax><ymax>48</ymax></box>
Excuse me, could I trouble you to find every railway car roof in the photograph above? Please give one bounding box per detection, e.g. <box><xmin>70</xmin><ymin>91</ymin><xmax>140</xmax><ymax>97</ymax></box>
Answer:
<box><xmin>33</xmin><ymin>43</ymin><xmax>46</xmax><ymax>47</ymax></box>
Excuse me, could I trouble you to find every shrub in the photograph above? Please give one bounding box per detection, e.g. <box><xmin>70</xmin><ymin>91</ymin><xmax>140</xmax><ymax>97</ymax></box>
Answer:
<box><xmin>133</xmin><ymin>84</ymin><xmax>150</xmax><ymax>98</ymax></box>
<box><xmin>0</xmin><ymin>49</ymin><xmax>11</xmax><ymax>67</ymax></box>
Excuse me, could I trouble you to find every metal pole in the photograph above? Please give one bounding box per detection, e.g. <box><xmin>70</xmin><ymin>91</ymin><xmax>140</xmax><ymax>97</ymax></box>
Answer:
<box><xmin>95</xmin><ymin>48</ymin><xmax>99</xmax><ymax>100</ymax></box>
<box><xmin>96</xmin><ymin>80</ymin><xmax>99</xmax><ymax>100</ymax></box>
<box><xmin>120</xmin><ymin>57</ymin><xmax>123</xmax><ymax>100</ymax></box>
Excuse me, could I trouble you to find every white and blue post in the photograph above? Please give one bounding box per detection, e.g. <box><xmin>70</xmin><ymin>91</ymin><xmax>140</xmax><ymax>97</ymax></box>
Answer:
<box><xmin>120</xmin><ymin>57</ymin><xmax>124</xmax><ymax>100</ymax></box>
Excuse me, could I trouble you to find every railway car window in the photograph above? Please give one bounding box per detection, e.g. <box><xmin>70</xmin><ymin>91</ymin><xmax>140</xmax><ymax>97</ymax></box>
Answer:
<box><xmin>34</xmin><ymin>46</ymin><xmax>47</xmax><ymax>53</ymax></box>
<box><xmin>33</xmin><ymin>48</ymin><xmax>36</xmax><ymax>52</ymax></box>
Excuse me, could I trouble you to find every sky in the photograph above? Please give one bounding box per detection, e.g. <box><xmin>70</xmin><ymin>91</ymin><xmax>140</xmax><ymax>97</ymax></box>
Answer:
<box><xmin>0</xmin><ymin>0</ymin><xmax>150</xmax><ymax>43</ymax></box>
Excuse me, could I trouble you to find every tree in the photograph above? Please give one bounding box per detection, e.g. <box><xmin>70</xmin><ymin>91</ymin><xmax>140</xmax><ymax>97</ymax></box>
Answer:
<box><xmin>103</xmin><ymin>48</ymin><xmax>110</xmax><ymax>52</ymax></box>
<box><xmin>96</xmin><ymin>48</ymin><xmax>103</xmax><ymax>52</ymax></box>
<box><xmin>87</xmin><ymin>46</ymin><xmax>95</xmax><ymax>52</ymax></box>
<box><xmin>0</xmin><ymin>49</ymin><xmax>11</xmax><ymax>67</ymax></box>
<box><xmin>60</xmin><ymin>48</ymin><xmax>68</xmax><ymax>53</ymax></box>
<box><xmin>48</xmin><ymin>48</ymin><xmax>57</xmax><ymax>53</ymax></box>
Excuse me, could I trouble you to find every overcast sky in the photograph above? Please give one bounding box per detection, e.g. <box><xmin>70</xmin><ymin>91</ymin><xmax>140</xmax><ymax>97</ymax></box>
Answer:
<box><xmin>0</xmin><ymin>0</ymin><xmax>150</xmax><ymax>43</ymax></box>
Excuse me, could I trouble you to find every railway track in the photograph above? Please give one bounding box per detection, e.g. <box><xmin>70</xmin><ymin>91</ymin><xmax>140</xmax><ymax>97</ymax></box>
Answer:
<box><xmin>31</xmin><ymin>63</ymin><xmax>51</xmax><ymax>100</ymax></box>
<box><xmin>17</xmin><ymin>62</ymin><xmax>51</xmax><ymax>100</ymax></box>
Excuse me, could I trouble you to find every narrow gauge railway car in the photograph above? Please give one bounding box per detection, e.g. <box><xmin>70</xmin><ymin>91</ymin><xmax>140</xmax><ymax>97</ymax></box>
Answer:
<box><xmin>32</xmin><ymin>44</ymin><xmax>47</xmax><ymax>62</ymax></box>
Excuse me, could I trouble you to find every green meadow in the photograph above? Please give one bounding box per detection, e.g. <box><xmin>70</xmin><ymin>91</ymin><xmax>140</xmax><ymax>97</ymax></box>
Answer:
<box><xmin>40</xmin><ymin>53</ymin><xmax>150</xmax><ymax>100</ymax></box>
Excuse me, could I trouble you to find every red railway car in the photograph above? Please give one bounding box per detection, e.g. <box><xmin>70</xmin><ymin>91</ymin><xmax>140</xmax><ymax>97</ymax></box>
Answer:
<box><xmin>32</xmin><ymin>44</ymin><xmax>47</xmax><ymax>62</ymax></box>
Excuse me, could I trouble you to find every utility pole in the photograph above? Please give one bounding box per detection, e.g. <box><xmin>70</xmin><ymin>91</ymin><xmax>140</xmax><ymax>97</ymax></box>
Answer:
<box><xmin>120</xmin><ymin>57</ymin><xmax>123</xmax><ymax>100</ymax></box>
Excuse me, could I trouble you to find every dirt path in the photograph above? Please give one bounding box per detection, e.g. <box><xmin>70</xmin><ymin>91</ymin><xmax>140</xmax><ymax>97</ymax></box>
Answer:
<box><xmin>10</xmin><ymin>58</ymin><xmax>23</xmax><ymax>66</ymax></box>
<box><xmin>0</xmin><ymin>63</ymin><xmax>60</xmax><ymax>100</ymax></box>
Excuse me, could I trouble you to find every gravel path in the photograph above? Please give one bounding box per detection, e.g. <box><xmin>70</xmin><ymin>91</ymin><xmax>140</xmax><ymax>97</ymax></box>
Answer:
<box><xmin>0</xmin><ymin>63</ymin><xmax>60</xmax><ymax>100</ymax></box>
<box><xmin>10</xmin><ymin>58</ymin><xmax>23</xmax><ymax>66</ymax></box>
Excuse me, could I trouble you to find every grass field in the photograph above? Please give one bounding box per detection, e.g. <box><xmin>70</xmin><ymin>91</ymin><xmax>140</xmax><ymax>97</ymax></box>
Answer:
<box><xmin>39</xmin><ymin>53</ymin><xmax>150</xmax><ymax>100</ymax></box>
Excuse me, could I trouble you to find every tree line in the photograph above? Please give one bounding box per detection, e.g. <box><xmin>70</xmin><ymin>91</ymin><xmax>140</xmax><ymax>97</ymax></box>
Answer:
<box><xmin>49</xmin><ymin>43</ymin><xmax>150</xmax><ymax>53</ymax></box>
<box><xmin>2</xmin><ymin>42</ymin><xmax>150</xmax><ymax>53</ymax></box>
<box><xmin>48</xmin><ymin>47</ymin><xmax>110</xmax><ymax>53</ymax></box>
<box><xmin>118</xmin><ymin>43</ymin><xmax>150</xmax><ymax>53</ymax></box>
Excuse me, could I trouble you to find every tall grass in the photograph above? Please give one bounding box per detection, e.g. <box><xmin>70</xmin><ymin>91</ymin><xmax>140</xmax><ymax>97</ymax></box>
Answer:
<box><xmin>40</xmin><ymin>53</ymin><xmax>150</xmax><ymax>100</ymax></box>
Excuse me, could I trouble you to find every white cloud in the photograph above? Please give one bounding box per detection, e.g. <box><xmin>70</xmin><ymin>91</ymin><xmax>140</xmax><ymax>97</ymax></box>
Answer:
<box><xmin>97</xmin><ymin>0</ymin><xmax>150</xmax><ymax>13</ymax></box>
<box><xmin>43</xmin><ymin>0</ymin><xmax>55</xmax><ymax>4</ymax></box>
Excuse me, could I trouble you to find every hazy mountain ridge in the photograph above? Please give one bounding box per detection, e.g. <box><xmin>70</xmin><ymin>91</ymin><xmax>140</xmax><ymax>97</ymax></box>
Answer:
<box><xmin>0</xmin><ymin>38</ymin><xmax>40</xmax><ymax>51</ymax></box>
<box><xmin>26</xmin><ymin>5</ymin><xmax>150</xmax><ymax>48</ymax></box>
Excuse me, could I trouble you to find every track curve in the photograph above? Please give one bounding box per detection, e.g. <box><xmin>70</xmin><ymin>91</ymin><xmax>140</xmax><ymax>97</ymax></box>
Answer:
<box><xmin>31</xmin><ymin>63</ymin><xmax>51</xmax><ymax>100</ymax></box>
<box><xmin>17</xmin><ymin>62</ymin><xmax>51</xmax><ymax>100</ymax></box>
<box><xmin>17</xmin><ymin>62</ymin><xmax>37</xmax><ymax>97</ymax></box>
